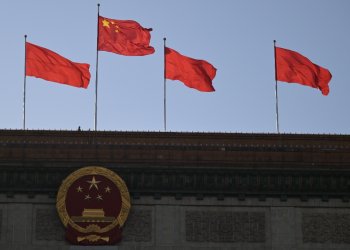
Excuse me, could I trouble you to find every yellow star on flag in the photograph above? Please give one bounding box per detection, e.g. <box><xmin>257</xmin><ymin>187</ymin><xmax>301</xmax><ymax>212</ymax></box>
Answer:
<box><xmin>102</xmin><ymin>19</ymin><xmax>110</xmax><ymax>28</ymax></box>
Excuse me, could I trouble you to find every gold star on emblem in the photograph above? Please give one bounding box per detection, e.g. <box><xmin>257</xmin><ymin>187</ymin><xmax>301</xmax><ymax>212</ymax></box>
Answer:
<box><xmin>102</xmin><ymin>19</ymin><xmax>110</xmax><ymax>28</ymax></box>
<box><xmin>105</xmin><ymin>186</ymin><xmax>111</xmax><ymax>193</ymax></box>
<box><xmin>84</xmin><ymin>194</ymin><xmax>91</xmax><ymax>200</ymax></box>
<box><xmin>97</xmin><ymin>194</ymin><xmax>103</xmax><ymax>201</ymax></box>
<box><xmin>87</xmin><ymin>176</ymin><xmax>101</xmax><ymax>190</ymax></box>
<box><xmin>76</xmin><ymin>186</ymin><xmax>83</xmax><ymax>192</ymax></box>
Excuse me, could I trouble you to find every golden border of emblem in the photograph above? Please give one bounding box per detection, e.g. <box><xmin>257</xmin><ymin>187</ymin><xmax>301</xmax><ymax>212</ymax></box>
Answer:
<box><xmin>56</xmin><ymin>166</ymin><xmax>131</xmax><ymax>234</ymax></box>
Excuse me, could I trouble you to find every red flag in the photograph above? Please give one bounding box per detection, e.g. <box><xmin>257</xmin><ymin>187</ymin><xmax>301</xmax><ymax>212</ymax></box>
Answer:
<box><xmin>165</xmin><ymin>47</ymin><xmax>217</xmax><ymax>92</ymax></box>
<box><xmin>275</xmin><ymin>47</ymin><xmax>332</xmax><ymax>95</ymax></box>
<box><xmin>98</xmin><ymin>16</ymin><xmax>155</xmax><ymax>56</ymax></box>
<box><xmin>26</xmin><ymin>42</ymin><xmax>90</xmax><ymax>88</ymax></box>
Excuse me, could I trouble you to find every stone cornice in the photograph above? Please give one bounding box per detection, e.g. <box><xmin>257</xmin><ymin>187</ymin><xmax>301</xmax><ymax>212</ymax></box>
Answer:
<box><xmin>1</xmin><ymin>129</ymin><xmax>350</xmax><ymax>145</ymax></box>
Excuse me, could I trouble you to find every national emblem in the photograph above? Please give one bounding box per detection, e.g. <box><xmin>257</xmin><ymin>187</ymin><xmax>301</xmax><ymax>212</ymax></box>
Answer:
<box><xmin>56</xmin><ymin>166</ymin><xmax>131</xmax><ymax>245</ymax></box>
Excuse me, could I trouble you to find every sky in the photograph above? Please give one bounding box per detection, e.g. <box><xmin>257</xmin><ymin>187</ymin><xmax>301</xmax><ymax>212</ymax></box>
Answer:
<box><xmin>0</xmin><ymin>0</ymin><xmax>349</xmax><ymax>134</ymax></box>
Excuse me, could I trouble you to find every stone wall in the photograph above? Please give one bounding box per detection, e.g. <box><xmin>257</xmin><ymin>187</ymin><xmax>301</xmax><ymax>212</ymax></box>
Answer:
<box><xmin>0</xmin><ymin>195</ymin><xmax>350</xmax><ymax>250</ymax></box>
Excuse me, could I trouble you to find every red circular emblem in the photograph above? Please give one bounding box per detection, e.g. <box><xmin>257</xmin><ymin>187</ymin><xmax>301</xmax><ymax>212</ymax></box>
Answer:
<box><xmin>56</xmin><ymin>166</ymin><xmax>131</xmax><ymax>245</ymax></box>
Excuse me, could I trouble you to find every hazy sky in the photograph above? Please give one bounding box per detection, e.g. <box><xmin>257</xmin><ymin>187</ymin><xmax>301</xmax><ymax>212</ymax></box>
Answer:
<box><xmin>0</xmin><ymin>0</ymin><xmax>349</xmax><ymax>134</ymax></box>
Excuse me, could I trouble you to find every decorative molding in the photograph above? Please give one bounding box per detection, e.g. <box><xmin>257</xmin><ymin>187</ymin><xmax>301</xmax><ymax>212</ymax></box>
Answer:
<box><xmin>35</xmin><ymin>208</ymin><xmax>64</xmax><ymax>241</ymax></box>
<box><xmin>0</xmin><ymin>167</ymin><xmax>349</xmax><ymax>199</ymax></box>
<box><xmin>302</xmin><ymin>213</ymin><xmax>350</xmax><ymax>243</ymax></box>
<box><xmin>185</xmin><ymin>211</ymin><xmax>265</xmax><ymax>242</ymax></box>
<box><xmin>123</xmin><ymin>209</ymin><xmax>152</xmax><ymax>242</ymax></box>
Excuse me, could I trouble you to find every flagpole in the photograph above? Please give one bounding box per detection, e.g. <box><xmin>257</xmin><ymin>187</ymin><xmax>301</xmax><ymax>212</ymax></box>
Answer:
<box><xmin>163</xmin><ymin>37</ymin><xmax>167</xmax><ymax>132</ymax></box>
<box><xmin>273</xmin><ymin>40</ymin><xmax>280</xmax><ymax>133</ymax></box>
<box><xmin>94</xmin><ymin>3</ymin><xmax>100</xmax><ymax>131</ymax></box>
<box><xmin>23</xmin><ymin>35</ymin><xmax>27</xmax><ymax>130</ymax></box>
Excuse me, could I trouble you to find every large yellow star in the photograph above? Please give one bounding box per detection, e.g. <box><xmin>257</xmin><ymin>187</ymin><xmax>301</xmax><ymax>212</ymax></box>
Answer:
<box><xmin>102</xmin><ymin>19</ymin><xmax>110</xmax><ymax>28</ymax></box>
<box><xmin>87</xmin><ymin>176</ymin><xmax>101</xmax><ymax>190</ymax></box>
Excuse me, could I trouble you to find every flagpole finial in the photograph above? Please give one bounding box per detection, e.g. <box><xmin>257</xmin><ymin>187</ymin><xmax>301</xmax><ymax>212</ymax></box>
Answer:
<box><xmin>163</xmin><ymin>37</ymin><xmax>166</xmax><ymax>41</ymax></box>
<box><xmin>97</xmin><ymin>3</ymin><xmax>100</xmax><ymax>7</ymax></box>
<box><xmin>24</xmin><ymin>34</ymin><xmax>27</xmax><ymax>39</ymax></box>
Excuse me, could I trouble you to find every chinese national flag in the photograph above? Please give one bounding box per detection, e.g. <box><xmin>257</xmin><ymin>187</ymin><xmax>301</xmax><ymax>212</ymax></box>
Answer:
<box><xmin>275</xmin><ymin>47</ymin><xmax>332</xmax><ymax>95</ymax></box>
<box><xmin>165</xmin><ymin>47</ymin><xmax>217</xmax><ymax>92</ymax></box>
<box><xmin>98</xmin><ymin>16</ymin><xmax>155</xmax><ymax>56</ymax></box>
<box><xmin>26</xmin><ymin>42</ymin><xmax>90</xmax><ymax>88</ymax></box>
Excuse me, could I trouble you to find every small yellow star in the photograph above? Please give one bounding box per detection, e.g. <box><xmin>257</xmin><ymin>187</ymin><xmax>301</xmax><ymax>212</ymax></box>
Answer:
<box><xmin>84</xmin><ymin>194</ymin><xmax>91</xmax><ymax>200</ymax></box>
<box><xmin>105</xmin><ymin>186</ymin><xmax>111</xmax><ymax>193</ymax></box>
<box><xmin>87</xmin><ymin>176</ymin><xmax>101</xmax><ymax>190</ymax></box>
<box><xmin>76</xmin><ymin>186</ymin><xmax>83</xmax><ymax>192</ymax></box>
<box><xmin>97</xmin><ymin>194</ymin><xmax>103</xmax><ymax>201</ymax></box>
<box><xmin>102</xmin><ymin>19</ymin><xmax>110</xmax><ymax>28</ymax></box>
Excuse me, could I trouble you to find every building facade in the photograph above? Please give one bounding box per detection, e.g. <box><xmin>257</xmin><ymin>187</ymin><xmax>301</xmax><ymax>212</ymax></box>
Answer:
<box><xmin>0</xmin><ymin>130</ymin><xmax>350</xmax><ymax>249</ymax></box>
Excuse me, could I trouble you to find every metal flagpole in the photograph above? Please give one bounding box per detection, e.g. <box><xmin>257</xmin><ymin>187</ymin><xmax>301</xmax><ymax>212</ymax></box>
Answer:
<box><xmin>94</xmin><ymin>3</ymin><xmax>100</xmax><ymax>131</ymax></box>
<box><xmin>23</xmin><ymin>35</ymin><xmax>27</xmax><ymax>130</ymax></box>
<box><xmin>163</xmin><ymin>37</ymin><xmax>167</xmax><ymax>132</ymax></box>
<box><xmin>273</xmin><ymin>40</ymin><xmax>280</xmax><ymax>134</ymax></box>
